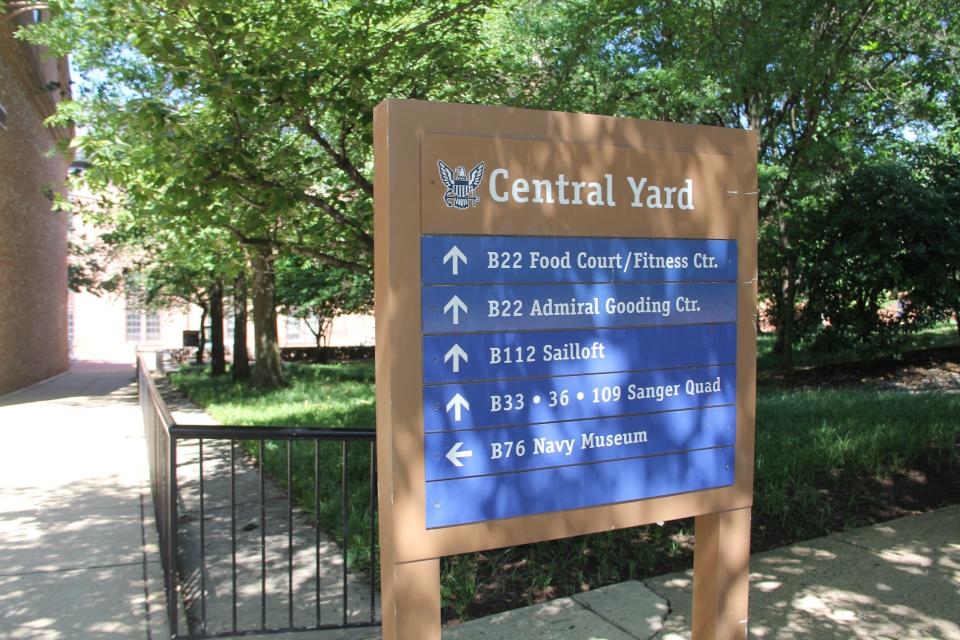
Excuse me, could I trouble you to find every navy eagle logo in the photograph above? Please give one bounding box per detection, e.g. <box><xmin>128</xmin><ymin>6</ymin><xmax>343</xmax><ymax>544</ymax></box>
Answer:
<box><xmin>438</xmin><ymin>160</ymin><xmax>485</xmax><ymax>210</ymax></box>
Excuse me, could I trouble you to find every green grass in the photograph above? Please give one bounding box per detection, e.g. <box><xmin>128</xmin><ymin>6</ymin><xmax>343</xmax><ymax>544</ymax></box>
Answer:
<box><xmin>757</xmin><ymin>321</ymin><xmax>959</xmax><ymax>371</ymax></box>
<box><xmin>172</xmin><ymin>356</ymin><xmax>960</xmax><ymax>621</ymax></box>
<box><xmin>173</xmin><ymin>360</ymin><xmax>376</xmax><ymax>427</ymax></box>
<box><xmin>754</xmin><ymin>389</ymin><xmax>960</xmax><ymax>542</ymax></box>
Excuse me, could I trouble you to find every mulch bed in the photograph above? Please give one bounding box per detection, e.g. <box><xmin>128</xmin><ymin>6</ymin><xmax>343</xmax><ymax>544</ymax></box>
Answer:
<box><xmin>759</xmin><ymin>345</ymin><xmax>960</xmax><ymax>392</ymax></box>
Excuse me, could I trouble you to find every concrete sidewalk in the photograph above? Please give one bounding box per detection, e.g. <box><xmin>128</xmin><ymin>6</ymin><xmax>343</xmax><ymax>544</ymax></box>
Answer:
<box><xmin>446</xmin><ymin>505</ymin><xmax>960</xmax><ymax>639</ymax></box>
<box><xmin>0</xmin><ymin>361</ymin><xmax>168</xmax><ymax>639</ymax></box>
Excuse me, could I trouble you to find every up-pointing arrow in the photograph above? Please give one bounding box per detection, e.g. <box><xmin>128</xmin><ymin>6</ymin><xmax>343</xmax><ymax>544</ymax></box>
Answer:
<box><xmin>443</xmin><ymin>344</ymin><xmax>468</xmax><ymax>373</ymax></box>
<box><xmin>443</xmin><ymin>245</ymin><xmax>467</xmax><ymax>276</ymax></box>
<box><xmin>445</xmin><ymin>441</ymin><xmax>473</xmax><ymax>467</ymax></box>
<box><xmin>445</xmin><ymin>393</ymin><xmax>470</xmax><ymax>422</ymax></box>
<box><xmin>443</xmin><ymin>295</ymin><xmax>468</xmax><ymax>325</ymax></box>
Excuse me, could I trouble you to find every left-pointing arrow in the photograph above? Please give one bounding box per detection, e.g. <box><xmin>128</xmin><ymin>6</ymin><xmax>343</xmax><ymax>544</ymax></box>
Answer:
<box><xmin>445</xmin><ymin>393</ymin><xmax>470</xmax><ymax>422</ymax></box>
<box><xmin>443</xmin><ymin>344</ymin><xmax>468</xmax><ymax>373</ymax></box>
<box><xmin>443</xmin><ymin>245</ymin><xmax>467</xmax><ymax>276</ymax></box>
<box><xmin>443</xmin><ymin>295</ymin><xmax>468</xmax><ymax>325</ymax></box>
<box><xmin>445</xmin><ymin>441</ymin><xmax>473</xmax><ymax>467</ymax></box>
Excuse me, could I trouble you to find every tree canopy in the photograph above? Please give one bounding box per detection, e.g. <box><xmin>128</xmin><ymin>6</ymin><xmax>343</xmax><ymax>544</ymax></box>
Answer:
<box><xmin>20</xmin><ymin>0</ymin><xmax>960</xmax><ymax>377</ymax></box>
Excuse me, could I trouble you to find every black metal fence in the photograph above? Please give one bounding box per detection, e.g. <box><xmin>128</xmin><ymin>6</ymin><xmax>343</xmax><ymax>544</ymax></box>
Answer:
<box><xmin>137</xmin><ymin>356</ymin><xmax>380</xmax><ymax>638</ymax></box>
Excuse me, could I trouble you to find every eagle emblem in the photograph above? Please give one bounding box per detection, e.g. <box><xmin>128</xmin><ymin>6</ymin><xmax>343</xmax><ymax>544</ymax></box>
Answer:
<box><xmin>438</xmin><ymin>160</ymin><xmax>485</xmax><ymax>210</ymax></box>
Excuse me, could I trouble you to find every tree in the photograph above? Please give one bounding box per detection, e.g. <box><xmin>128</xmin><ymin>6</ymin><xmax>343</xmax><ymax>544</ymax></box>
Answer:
<box><xmin>488</xmin><ymin>0</ymin><xmax>960</xmax><ymax>366</ymax></box>
<box><xmin>796</xmin><ymin>157</ymin><xmax>941</xmax><ymax>349</ymax></box>
<box><xmin>908</xmin><ymin>147</ymin><xmax>960</xmax><ymax>340</ymax></box>
<box><xmin>276</xmin><ymin>256</ymin><xmax>372</xmax><ymax>348</ymax></box>
<box><xmin>231</xmin><ymin>271</ymin><xmax>251</xmax><ymax>379</ymax></box>
<box><xmin>26</xmin><ymin>0</ymin><xmax>501</xmax><ymax>385</ymax></box>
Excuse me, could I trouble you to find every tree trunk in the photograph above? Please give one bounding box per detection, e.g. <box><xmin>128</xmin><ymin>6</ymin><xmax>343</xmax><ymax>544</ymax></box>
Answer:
<box><xmin>210</xmin><ymin>279</ymin><xmax>226</xmax><ymax>376</ymax></box>
<box><xmin>196</xmin><ymin>304</ymin><xmax>208</xmax><ymax>365</ymax></box>
<box><xmin>772</xmin><ymin>199</ymin><xmax>795</xmax><ymax>369</ymax></box>
<box><xmin>774</xmin><ymin>264</ymin><xmax>795</xmax><ymax>369</ymax></box>
<box><xmin>250</xmin><ymin>245</ymin><xmax>284</xmax><ymax>387</ymax></box>
<box><xmin>232</xmin><ymin>272</ymin><xmax>251</xmax><ymax>380</ymax></box>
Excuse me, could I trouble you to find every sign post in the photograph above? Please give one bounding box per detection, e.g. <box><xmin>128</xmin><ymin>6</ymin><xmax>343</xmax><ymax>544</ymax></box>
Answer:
<box><xmin>374</xmin><ymin>100</ymin><xmax>757</xmax><ymax>639</ymax></box>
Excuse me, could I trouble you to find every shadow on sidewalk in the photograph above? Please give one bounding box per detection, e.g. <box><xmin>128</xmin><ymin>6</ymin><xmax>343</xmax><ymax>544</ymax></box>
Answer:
<box><xmin>0</xmin><ymin>478</ymin><xmax>160</xmax><ymax>639</ymax></box>
<box><xmin>0</xmin><ymin>361</ymin><xmax>136</xmax><ymax>408</ymax></box>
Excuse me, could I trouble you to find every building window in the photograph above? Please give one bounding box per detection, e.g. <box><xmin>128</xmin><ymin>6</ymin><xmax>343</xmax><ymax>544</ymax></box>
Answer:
<box><xmin>145</xmin><ymin>311</ymin><xmax>161</xmax><ymax>340</ymax></box>
<box><xmin>125</xmin><ymin>277</ymin><xmax>143</xmax><ymax>342</ymax></box>
<box><xmin>125</xmin><ymin>308</ymin><xmax>142</xmax><ymax>342</ymax></box>
<box><xmin>125</xmin><ymin>276</ymin><xmax>162</xmax><ymax>343</ymax></box>
<box><xmin>285</xmin><ymin>316</ymin><xmax>302</xmax><ymax>341</ymax></box>
<box><xmin>224</xmin><ymin>305</ymin><xmax>235</xmax><ymax>342</ymax></box>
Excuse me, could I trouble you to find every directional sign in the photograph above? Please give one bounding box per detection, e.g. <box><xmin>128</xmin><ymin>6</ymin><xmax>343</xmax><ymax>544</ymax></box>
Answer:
<box><xmin>425</xmin><ymin>446</ymin><xmax>735</xmax><ymax>528</ymax></box>
<box><xmin>424</xmin><ymin>404</ymin><xmax>736</xmax><ymax>481</ymax></box>
<box><xmin>422</xmin><ymin>324</ymin><xmax>736</xmax><ymax>384</ymax></box>
<box><xmin>444</xmin><ymin>441</ymin><xmax>473</xmax><ymax>467</ymax></box>
<box><xmin>442</xmin><ymin>343</ymin><xmax>469</xmax><ymax>373</ymax></box>
<box><xmin>422</xmin><ymin>281</ymin><xmax>737</xmax><ymax>333</ymax></box>
<box><xmin>375</xmin><ymin>104</ymin><xmax>759</xmax><ymax>637</ymax></box>
<box><xmin>442</xmin><ymin>245</ymin><xmax>468</xmax><ymax>276</ymax></box>
<box><xmin>442</xmin><ymin>295</ymin><xmax>468</xmax><ymax>325</ymax></box>
<box><xmin>423</xmin><ymin>364</ymin><xmax>735</xmax><ymax>432</ymax></box>
<box><xmin>422</xmin><ymin>236</ymin><xmax>737</xmax><ymax>284</ymax></box>
<box><xmin>444</xmin><ymin>393</ymin><xmax>470</xmax><ymax>422</ymax></box>
<box><xmin>418</xmin><ymin>234</ymin><xmax>740</xmax><ymax>527</ymax></box>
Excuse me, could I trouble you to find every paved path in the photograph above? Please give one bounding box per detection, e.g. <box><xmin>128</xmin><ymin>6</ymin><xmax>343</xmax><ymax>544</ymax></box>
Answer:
<box><xmin>446</xmin><ymin>505</ymin><xmax>960</xmax><ymax>639</ymax></box>
<box><xmin>0</xmin><ymin>362</ymin><xmax>168</xmax><ymax>639</ymax></box>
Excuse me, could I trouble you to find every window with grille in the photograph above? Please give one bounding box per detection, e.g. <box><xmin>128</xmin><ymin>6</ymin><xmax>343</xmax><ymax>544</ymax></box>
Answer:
<box><xmin>285</xmin><ymin>316</ymin><xmax>302</xmax><ymax>341</ymax></box>
<box><xmin>145</xmin><ymin>311</ymin><xmax>161</xmax><ymax>340</ymax></box>
<box><xmin>125</xmin><ymin>276</ymin><xmax>162</xmax><ymax>342</ymax></box>
<box><xmin>125</xmin><ymin>278</ymin><xmax>143</xmax><ymax>342</ymax></box>
<box><xmin>225</xmin><ymin>305</ymin><xmax>235</xmax><ymax>341</ymax></box>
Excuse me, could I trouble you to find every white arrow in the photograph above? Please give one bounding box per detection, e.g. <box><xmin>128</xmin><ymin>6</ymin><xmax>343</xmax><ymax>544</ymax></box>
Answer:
<box><xmin>445</xmin><ymin>441</ymin><xmax>473</xmax><ymax>467</ymax></box>
<box><xmin>443</xmin><ymin>245</ymin><xmax>467</xmax><ymax>276</ymax></box>
<box><xmin>445</xmin><ymin>393</ymin><xmax>470</xmax><ymax>422</ymax></box>
<box><xmin>443</xmin><ymin>295</ymin><xmax>468</xmax><ymax>325</ymax></box>
<box><xmin>443</xmin><ymin>344</ymin><xmax>468</xmax><ymax>373</ymax></box>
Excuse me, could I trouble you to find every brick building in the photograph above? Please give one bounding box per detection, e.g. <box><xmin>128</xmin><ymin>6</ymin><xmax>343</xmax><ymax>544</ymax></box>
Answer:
<box><xmin>0</xmin><ymin>9</ymin><xmax>72</xmax><ymax>395</ymax></box>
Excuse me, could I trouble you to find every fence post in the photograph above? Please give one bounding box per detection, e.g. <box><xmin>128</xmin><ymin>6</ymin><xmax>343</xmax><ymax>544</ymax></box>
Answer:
<box><xmin>168</xmin><ymin>435</ymin><xmax>179</xmax><ymax>635</ymax></box>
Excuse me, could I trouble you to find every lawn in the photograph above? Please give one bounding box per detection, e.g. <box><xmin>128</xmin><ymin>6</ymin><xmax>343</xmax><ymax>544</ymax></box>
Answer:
<box><xmin>173</xmin><ymin>353</ymin><xmax>960</xmax><ymax>621</ymax></box>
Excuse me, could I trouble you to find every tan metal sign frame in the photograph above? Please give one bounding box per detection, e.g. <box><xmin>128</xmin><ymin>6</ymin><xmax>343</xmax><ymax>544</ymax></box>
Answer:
<box><xmin>374</xmin><ymin>99</ymin><xmax>757</xmax><ymax>639</ymax></box>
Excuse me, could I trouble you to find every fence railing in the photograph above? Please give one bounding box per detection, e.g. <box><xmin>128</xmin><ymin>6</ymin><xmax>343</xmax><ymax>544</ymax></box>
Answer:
<box><xmin>137</xmin><ymin>355</ymin><xmax>380</xmax><ymax>638</ymax></box>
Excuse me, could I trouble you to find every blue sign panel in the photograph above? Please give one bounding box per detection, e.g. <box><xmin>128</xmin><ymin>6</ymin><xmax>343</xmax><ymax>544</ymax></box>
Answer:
<box><xmin>423</xmin><ymin>364</ymin><xmax>735</xmax><ymax>432</ymax></box>
<box><xmin>421</xmin><ymin>282</ymin><xmax>737</xmax><ymax>333</ymax></box>
<box><xmin>422</xmin><ymin>235</ymin><xmax>737</xmax><ymax>284</ymax></box>
<box><xmin>425</xmin><ymin>446</ymin><xmax>735</xmax><ymax>528</ymax></box>
<box><xmin>419</xmin><ymin>234</ymin><xmax>739</xmax><ymax>529</ymax></box>
<box><xmin>422</xmin><ymin>324</ymin><xmax>736</xmax><ymax>384</ymax></box>
<box><xmin>424</xmin><ymin>405</ymin><xmax>736</xmax><ymax>481</ymax></box>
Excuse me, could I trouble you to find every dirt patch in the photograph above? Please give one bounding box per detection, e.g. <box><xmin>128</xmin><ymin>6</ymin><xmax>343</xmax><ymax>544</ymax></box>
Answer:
<box><xmin>759</xmin><ymin>345</ymin><xmax>960</xmax><ymax>392</ymax></box>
